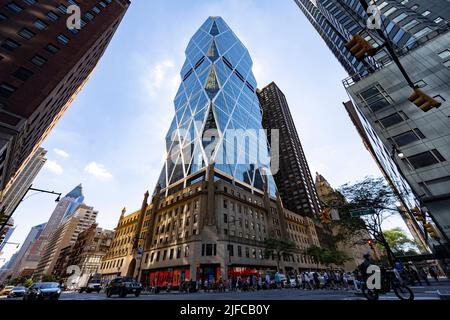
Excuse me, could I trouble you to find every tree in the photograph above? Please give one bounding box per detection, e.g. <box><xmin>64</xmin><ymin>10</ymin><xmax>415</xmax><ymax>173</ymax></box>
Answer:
<box><xmin>304</xmin><ymin>245</ymin><xmax>352</xmax><ymax>268</ymax></box>
<box><xmin>263</xmin><ymin>238</ymin><xmax>297</xmax><ymax>272</ymax></box>
<box><xmin>383</xmin><ymin>227</ymin><xmax>419</xmax><ymax>256</ymax></box>
<box><xmin>41</xmin><ymin>274</ymin><xmax>59</xmax><ymax>282</ymax></box>
<box><xmin>337</xmin><ymin>176</ymin><xmax>404</xmax><ymax>266</ymax></box>
<box><xmin>23</xmin><ymin>278</ymin><xmax>33</xmax><ymax>288</ymax></box>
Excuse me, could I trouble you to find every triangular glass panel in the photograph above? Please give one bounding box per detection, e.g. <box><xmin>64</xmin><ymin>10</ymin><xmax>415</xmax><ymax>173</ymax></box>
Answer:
<box><xmin>205</xmin><ymin>65</ymin><xmax>220</xmax><ymax>99</ymax></box>
<box><xmin>157</xmin><ymin>163</ymin><xmax>167</xmax><ymax>189</ymax></box>
<box><xmin>210</xmin><ymin>21</ymin><xmax>220</xmax><ymax>36</ymax></box>
<box><xmin>207</xmin><ymin>40</ymin><xmax>219</xmax><ymax>62</ymax></box>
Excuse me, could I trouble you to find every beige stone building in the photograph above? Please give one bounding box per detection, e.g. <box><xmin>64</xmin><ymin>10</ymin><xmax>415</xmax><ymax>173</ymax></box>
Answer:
<box><xmin>117</xmin><ymin>166</ymin><xmax>325</xmax><ymax>287</ymax></box>
<box><xmin>100</xmin><ymin>193</ymin><xmax>151</xmax><ymax>282</ymax></box>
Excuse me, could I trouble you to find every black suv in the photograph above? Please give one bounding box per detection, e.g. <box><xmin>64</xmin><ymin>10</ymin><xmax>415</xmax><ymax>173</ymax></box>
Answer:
<box><xmin>105</xmin><ymin>277</ymin><xmax>142</xmax><ymax>298</ymax></box>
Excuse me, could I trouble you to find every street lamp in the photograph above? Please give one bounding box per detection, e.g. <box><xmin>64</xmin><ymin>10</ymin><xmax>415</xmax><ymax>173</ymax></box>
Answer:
<box><xmin>0</xmin><ymin>185</ymin><xmax>62</xmax><ymax>235</ymax></box>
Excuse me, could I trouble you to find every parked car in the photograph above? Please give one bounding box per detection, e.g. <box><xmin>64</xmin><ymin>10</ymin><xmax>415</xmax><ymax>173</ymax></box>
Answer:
<box><xmin>0</xmin><ymin>286</ymin><xmax>14</xmax><ymax>296</ymax></box>
<box><xmin>105</xmin><ymin>276</ymin><xmax>142</xmax><ymax>298</ymax></box>
<box><xmin>8</xmin><ymin>286</ymin><xmax>27</xmax><ymax>298</ymax></box>
<box><xmin>79</xmin><ymin>279</ymin><xmax>102</xmax><ymax>293</ymax></box>
<box><xmin>23</xmin><ymin>282</ymin><xmax>61</xmax><ymax>301</ymax></box>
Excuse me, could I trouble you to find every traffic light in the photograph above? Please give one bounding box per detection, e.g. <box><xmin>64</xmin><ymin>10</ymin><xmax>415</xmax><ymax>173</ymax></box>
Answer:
<box><xmin>424</xmin><ymin>223</ymin><xmax>441</xmax><ymax>241</ymax></box>
<box><xmin>408</xmin><ymin>88</ymin><xmax>442</xmax><ymax>112</ymax></box>
<box><xmin>412</xmin><ymin>207</ymin><xmax>424</xmax><ymax>221</ymax></box>
<box><xmin>319</xmin><ymin>208</ymin><xmax>332</xmax><ymax>225</ymax></box>
<box><xmin>345</xmin><ymin>34</ymin><xmax>377</xmax><ymax>61</ymax></box>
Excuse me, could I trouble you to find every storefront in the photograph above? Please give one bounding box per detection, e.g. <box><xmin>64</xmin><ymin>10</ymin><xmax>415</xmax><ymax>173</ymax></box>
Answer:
<box><xmin>197</xmin><ymin>264</ymin><xmax>221</xmax><ymax>282</ymax></box>
<box><xmin>141</xmin><ymin>266</ymin><xmax>190</xmax><ymax>288</ymax></box>
<box><xmin>227</xmin><ymin>265</ymin><xmax>276</xmax><ymax>279</ymax></box>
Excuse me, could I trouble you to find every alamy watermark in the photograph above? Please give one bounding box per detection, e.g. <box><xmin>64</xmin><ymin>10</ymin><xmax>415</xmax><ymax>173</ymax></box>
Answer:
<box><xmin>166</xmin><ymin>123</ymin><xmax>280</xmax><ymax>176</ymax></box>
<box><xmin>66</xmin><ymin>5</ymin><xmax>82</xmax><ymax>30</ymax></box>
<box><xmin>367</xmin><ymin>4</ymin><xmax>382</xmax><ymax>30</ymax></box>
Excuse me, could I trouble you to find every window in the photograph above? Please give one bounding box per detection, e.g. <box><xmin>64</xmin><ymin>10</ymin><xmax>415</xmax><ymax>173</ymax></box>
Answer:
<box><xmin>421</xmin><ymin>10</ymin><xmax>431</xmax><ymax>17</ymax></box>
<box><xmin>414</xmin><ymin>80</ymin><xmax>427</xmax><ymax>88</ymax></box>
<box><xmin>223</xmin><ymin>213</ymin><xmax>228</xmax><ymax>223</ymax></box>
<box><xmin>13</xmin><ymin>67</ymin><xmax>34</xmax><ymax>81</ymax></box>
<box><xmin>57</xmin><ymin>34</ymin><xmax>70</xmax><ymax>45</ymax></box>
<box><xmin>162</xmin><ymin>250</ymin><xmax>167</xmax><ymax>260</ymax></box>
<box><xmin>176</xmin><ymin>247</ymin><xmax>181</xmax><ymax>259</ymax></box>
<box><xmin>31</xmin><ymin>54</ymin><xmax>47</xmax><ymax>67</ymax></box>
<box><xmin>23</xmin><ymin>0</ymin><xmax>37</xmax><ymax>4</ymax></box>
<box><xmin>34</xmin><ymin>19</ymin><xmax>48</xmax><ymax>30</ymax></box>
<box><xmin>434</xmin><ymin>17</ymin><xmax>444</xmax><ymax>24</ymax></box>
<box><xmin>438</xmin><ymin>49</ymin><xmax>450</xmax><ymax>60</ymax></box>
<box><xmin>359</xmin><ymin>85</ymin><xmax>392</xmax><ymax>112</ymax></box>
<box><xmin>413</xmin><ymin>27</ymin><xmax>432</xmax><ymax>39</ymax></box>
<box><xmin>392</xmin><ymin>13</ymin><xmax>407</xmax><ymax>23</ymax></box>
<box><xmin>169</xmin><ymin>248</ymin><xmax>174</xmax><ymax>260</ymax></box>
<box><xmin>227</xmin><ymin>244</ymin><xmax>234</xmax><ymax>257</ymax></box>
<box><xmin>403</xmin><ymin>20</ymin><xmax>419</xmax><ymax>30</ymax></box>
<box><xmin>1</xmin><ymin>38</ymin><xmax>20</xmax><ymax>51</ymax></box>
<box><xmin>0</xmin><ymin>13</ymin><xmax>7</xmax><ymax>21</ymax></box>
<box><xmin>245</xmin><ymin>247</ymin><xmax>250</xmax><ymax>258</ymax></box>
<box><xmin>0</xmin><ymin>82</ymin><xmax>17</xmax><ymax>98</ymax></box>
<box><xmin>47</xmin><ymin>11</ymin><xmax>59</xmax><ymax>21</ymax></box>
<box><xmin>406</xmin><ymin>150</ymin><xmax>444</xmax><ymax>169</ymax></box>
<box><xmin>384</xmin><ymin>7</ymin><xmax>397</xmax><ymax>17</ymax></box>
<box><xmin>18</xmin><ymin>27</ymin><xmax>35</xmax><ymax>39</ymax></box>
<box><xmin>44</xmin><ymin>43</ymin><xmax>60</xmax><ymax>55</ymax></box>
<box><xmin>203</xmin><ymin>244</ymin><xmax>216</xmax><ymax>256</ymax></box>
<box><xmin>378</xmin><ymin>111</ymin><xmax>407</xmax><ymax>128</ymax></box>
<box><xmin>57</xmin><ymin>4</ymin><xmax>67</xmax><ymax>14</ymax></box>
<box><xmin>5</xmin><ymin>2</ymin><xmax>23</xmax><ymax>13</ymax></box>
<box><xmin>237</xmin><ymin>246</ymin><xmax>242</xmax><ymax>257</ymax></box>
<box><xmin>185</xmin><ymin>245</ymin><xmax>189</xmax><ymax>257</ymax></box>
<box><xmin>392</xmin><ymin>129</ymin><xmax>425</xmax><ymax>147</ymax></box>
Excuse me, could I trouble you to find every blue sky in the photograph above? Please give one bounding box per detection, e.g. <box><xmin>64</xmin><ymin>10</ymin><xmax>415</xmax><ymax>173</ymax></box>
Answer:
<box><xmin>1</xmin><ymin>0</ymin><xmax>409</xmax><ymax>263</ymax></box>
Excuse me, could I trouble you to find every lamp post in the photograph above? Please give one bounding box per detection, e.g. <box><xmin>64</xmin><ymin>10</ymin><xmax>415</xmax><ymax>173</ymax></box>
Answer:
<box><xmin>0</xmin><ymin>185</ymin><xmax>62</xmax><ymax>235</ymax></box>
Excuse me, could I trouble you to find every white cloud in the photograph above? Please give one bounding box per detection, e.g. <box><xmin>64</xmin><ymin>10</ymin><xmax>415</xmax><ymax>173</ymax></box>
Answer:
<box><xmin>84</xmin><ymin>162</ymin><xmax>113</xmax><ymax>179</ymax></box>
<box><xmin>44</xmin><ymin>160</ymin><xmax>63</xmax><ymax>175</ymax></box>
<box><xmin>53</xmin><ymin>148</ymin><xmax>69</xmax><ymax>158</ymax></box>
<box><xmin>142</xmin><ymin>60</ymin><xmax>178</xmax><ymax>98</ymax></box>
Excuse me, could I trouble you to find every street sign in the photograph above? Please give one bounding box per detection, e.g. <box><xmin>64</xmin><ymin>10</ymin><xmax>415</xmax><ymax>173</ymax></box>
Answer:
<box><xmin>350</xmin><ymin>208</ymin><xmax>376</xmax><ymax>217</ymax></box>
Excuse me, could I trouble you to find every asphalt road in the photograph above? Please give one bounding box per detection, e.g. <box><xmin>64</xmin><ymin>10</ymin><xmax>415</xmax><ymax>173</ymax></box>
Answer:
<box><xmin>2</xmin><ymin>281</ymin><xmax>448</xmax><ymax>301</ymax></box>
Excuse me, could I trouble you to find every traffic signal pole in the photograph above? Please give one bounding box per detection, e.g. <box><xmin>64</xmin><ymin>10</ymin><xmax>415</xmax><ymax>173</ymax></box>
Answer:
<box><xmin>357</xmin><ymin>0</ymin><xmax>416</xmax><ymax>89</ymax></box>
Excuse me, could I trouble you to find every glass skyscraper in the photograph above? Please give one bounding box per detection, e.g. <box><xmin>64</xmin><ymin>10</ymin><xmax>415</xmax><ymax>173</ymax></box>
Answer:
<box><xmin>157</xmin><ymin>17</ymin><xmax>276</xmax><ymax>196</ymax></box>
<box><xmin>294</xmin><ymin>0</ymin><xmax>448</xmax><ymax>77</ymax></box>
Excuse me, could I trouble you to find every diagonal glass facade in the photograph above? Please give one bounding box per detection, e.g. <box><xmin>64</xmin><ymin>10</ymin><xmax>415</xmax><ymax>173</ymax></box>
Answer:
<box><xmin>157</xmin><ymin>17</ymin><xmax>276</xmax><ymax>196</ymax></box>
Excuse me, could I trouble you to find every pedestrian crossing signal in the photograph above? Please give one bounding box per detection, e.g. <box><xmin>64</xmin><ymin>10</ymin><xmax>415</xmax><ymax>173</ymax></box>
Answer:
<box><xmin>345</xmin><ymin>34</ymin><xmax>377</xmax><ymax>61</ymax></box>
<box><xmin>408</xmin><ymin>88</ymin><xmax>441</xmax><ymax>112</ymax></box>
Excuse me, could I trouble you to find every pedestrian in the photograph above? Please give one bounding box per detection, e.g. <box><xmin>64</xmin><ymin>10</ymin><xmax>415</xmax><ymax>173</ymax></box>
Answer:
<box><xmin>429</xmin><ymin>266</ymin><xmax>439</xmax><ymax>282</ymax></box>
<box><xmin>418</xmin><ymin>268</ymin><xmax>430</xmax><ymax>286</ymax></box>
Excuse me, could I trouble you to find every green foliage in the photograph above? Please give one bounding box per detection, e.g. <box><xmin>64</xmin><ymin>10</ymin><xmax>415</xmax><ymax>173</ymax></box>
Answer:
<box><xmin>383</xmin><ymin>227</ymin><xmax>419</xmax><ymax>256</ymax></box>
<box><xmin>303</xmin><ymin>245</ymin><xmax>352</xmax><ymax>267</ymax></box>
<box><xmin>41</xmin><ymin>274</ymin><xmax>59</xmax><ymax>282</ymax></box>
<box><xmin>23</xmin><ymin>278</ymin><xmax>33</xmax><ymax>287</ymax></box>
<box><xmin>263</xmin><ymin>238</ymin><xmax>297</xmax><ymax>271</ymax></box>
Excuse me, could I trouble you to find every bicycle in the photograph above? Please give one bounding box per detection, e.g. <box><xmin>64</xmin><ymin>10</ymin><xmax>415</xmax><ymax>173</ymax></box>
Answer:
<box><xmin>362</xmin><ymin>267</ymin><xmax>414</xmax><ymax>301</ymax></box>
